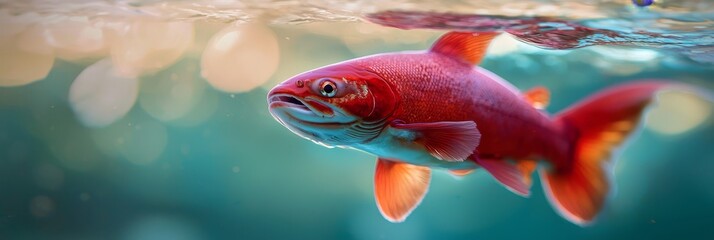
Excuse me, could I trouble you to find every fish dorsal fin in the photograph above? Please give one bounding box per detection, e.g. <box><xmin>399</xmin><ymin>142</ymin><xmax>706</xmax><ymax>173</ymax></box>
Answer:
<box><xmin>430</xmin><ymin>32</ymin><xmax>499</xmax><ymax>65</ymax></box>
<box><xmin>374</xmin><ymin>158</ymin><xmax>431</xmax><ymax>222</ymax></box>
<box><xmin>391</xmin><ymin>121</ymin><xmax>481</xmax><ymax>162</ymax></box>
<box><xmin>524</xmin><ymin>86</ymin><xmax>550</xmax><ymax>109</ymax></box>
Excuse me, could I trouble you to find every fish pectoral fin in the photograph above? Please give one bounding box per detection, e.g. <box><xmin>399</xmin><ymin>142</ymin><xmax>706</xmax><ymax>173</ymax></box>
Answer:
<box><xmin>523</xmin><ymin>86</ymin><xmax>550</xmax><ymax>110</ymax></box>
<box><xmin>475</xmin><ymin>158</ymin><xmax>535</xmax><ymax>197</ymax></box>
<box><xmin>391</xmin><ymin>121</ymin><xmax>481</xmax><ymax>162</ymax></box>
<box><xmin>375</xmin><ymin>158</ymin><xmax>431</xmax><ymax>223</ymax></box>
<box><xmin>429</xmin><ymin>31</ymin><xmax>499</xmax><ymax>65</ymax></box>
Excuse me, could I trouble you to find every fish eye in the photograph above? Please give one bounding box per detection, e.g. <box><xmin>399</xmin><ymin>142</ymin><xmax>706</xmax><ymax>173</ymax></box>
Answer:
<box><xmin>320</xmin><ymin>80</ymin><xmax>337</xmax><ymax>97</ymax></box>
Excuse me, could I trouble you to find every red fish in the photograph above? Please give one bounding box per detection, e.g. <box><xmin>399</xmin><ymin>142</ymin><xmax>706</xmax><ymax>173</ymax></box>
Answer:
<box><xmin>267</xmin><ymin>31</ymin><xmax>674</xmax><ymax>225</ymax></box>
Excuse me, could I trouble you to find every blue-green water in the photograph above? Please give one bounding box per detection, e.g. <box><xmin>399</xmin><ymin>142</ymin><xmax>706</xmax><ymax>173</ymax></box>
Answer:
<box><xmin>2</xmin><ymin>1</ymin><xmax>714</xmax><ymax>239</ymax></box>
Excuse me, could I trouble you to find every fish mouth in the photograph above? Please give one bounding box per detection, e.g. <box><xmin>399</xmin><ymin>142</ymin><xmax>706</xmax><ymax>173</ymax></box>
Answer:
<box><xmin>268</xmin><ymin>93</ymin><xmax>357</xmax><ymax>129</ymax></box>
<box><xmin>268</xmin><ymin>93</ymin><xmax>355</xmax><ymax>145</ymax></box>
<box><xmin>269</xmin><ymin>94</ymin><xmax>310</xmax><ymax>112</ymax></box>
<box><xmin>268</xmin><ymin>94</ymin><xmax>343</xmax><ymax>125</ymax></box>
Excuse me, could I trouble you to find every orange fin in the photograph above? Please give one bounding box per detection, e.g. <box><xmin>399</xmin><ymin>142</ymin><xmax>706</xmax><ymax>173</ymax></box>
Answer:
<box><xmin>449</xmin><ymin>168</ymin><xmax>475</xmax><ymax>177</ymax></box>
<box><xmin>517</xmin><ymin>159</ymin><xmax>538</xmax><ymax>187</ymax></box>
<box><xmin>475</xmin><ymin>158</ymin><xmax>532</xmax><ymax>197</ymax></box>
<box><xmin>543</xmin><ymin>81</ymin><xmax>671</xmax><ymax>225</ymax></box>
<box><xmin>430</xmin><ymin>32</ymin><xmax>499</xmax><ymax>65</ymax></box>
<box><xmin>391</xmin><ymin>121</ymin><xmax>481</xmax><ymax>162</ymax></box>
<box><xmin>524</xmin><ymin>86</ymin><xmax>550</xmax><ymax>109</ymax></box>
<box><xmin>374</xmin><ymin>158</ymin><xmax>431</xmax><ymax>223</ymax></box>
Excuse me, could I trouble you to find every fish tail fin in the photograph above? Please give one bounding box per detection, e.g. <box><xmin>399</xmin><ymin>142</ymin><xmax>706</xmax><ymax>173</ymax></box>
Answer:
<box><xmin>541</xmin><ymin>81</ymin><xmax>672</xmax><ymax>225</ymax></box>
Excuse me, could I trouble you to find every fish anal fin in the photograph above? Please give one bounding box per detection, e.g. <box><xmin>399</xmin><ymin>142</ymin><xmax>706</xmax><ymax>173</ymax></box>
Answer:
<box><xmin>430</xmin><ymin>32</ymin><xmax>499</xmax><ymax>65</ymax></box>
<box><xmin>374</xmin><ymin>158</ymin><xmax>431</xmax><ymax>223</ymax></box>
<box><xmin>517</xmin><ymin>159</ymin><xmax>538</xmax><ymax>187</ymax></box>
<box><xmin>524</xmin><ymin>86</ymin><xmax>550</xmax><ymax>109</ymax></box>
<box><xmin>475</xmin><ymin>158</ymin><xmax>532</xmax><ymax>197</ymax></box>
<box><xmin>391</xmin><ymin>121</ymin><xmax>481</xmax><ymax>162</ymax></box>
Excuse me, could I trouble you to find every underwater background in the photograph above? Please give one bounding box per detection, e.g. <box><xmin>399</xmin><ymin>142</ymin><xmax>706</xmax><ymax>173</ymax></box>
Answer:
<box><xmin>1</xmin><ymin>0</ymin><xmax>714</xmax><ymax>239</ymax></box>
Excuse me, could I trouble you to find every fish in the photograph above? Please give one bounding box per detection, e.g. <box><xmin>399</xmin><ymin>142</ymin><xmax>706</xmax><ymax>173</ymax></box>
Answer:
<box><xmin>267</xmin><ymin>31</ymin><xmax>678</xmax><ymax>225</ymax></box>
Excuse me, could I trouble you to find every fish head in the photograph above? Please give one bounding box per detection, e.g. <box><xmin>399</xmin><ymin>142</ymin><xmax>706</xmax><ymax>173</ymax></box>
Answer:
<box><xmin>267</xmin><ymin>62</ymin><xmax>397</xmax><ymax>147</ymax></box>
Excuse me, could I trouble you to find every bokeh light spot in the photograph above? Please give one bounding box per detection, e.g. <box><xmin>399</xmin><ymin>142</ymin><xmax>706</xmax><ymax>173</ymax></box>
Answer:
<box><xmin>92</xmin><ymin>116</ymin><xmax>168</xmax><ymax>166</ymax></box>
<box><xmin>42</xmin><ymin>16</ymin><xmax>110</xmax><ymax>61</ymax></box>
<box><xmin>69</xmin><ymin>59</ymin><xmax>139</xmax><ymax>128</ymax></box>
<box><xmin>121</xmin><ymin>121</ymin><xmax>168</xmax><ymax>165</ymax></box>
<box><xmin>0</xmin><ymin>29</ymin><xmax>54</xmax><ymax>87</ymax></box>
<box><xmin>201</xmin><ymin>23</ymin><xmax>279</xmax><ymax>92</ymax></box>
<box><xmin>139</xmin><ymin>59</ymin><xmax>206</xmax><ymax>122</ymax></box>
<box><xmin>487</xmin><ymin>34</ymin><xmax>521</xmax><ymax>56</ymax></box>
<box><xmin>30</xmin><ymin>195</ymin><xmax>55</xmax><ymax>218</ymax></box>
<box><xmin>111</xmin><ymin>19</ymin><xmax>194</xmax><ymax>77</ymax></box>
<box><xmin>646</xmin><ymin>90</ymin><xmax>712</xmax><ymax>135</ymax></box>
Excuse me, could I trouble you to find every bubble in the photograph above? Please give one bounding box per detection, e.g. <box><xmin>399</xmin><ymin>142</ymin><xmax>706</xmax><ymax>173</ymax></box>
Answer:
<box><xmin>0</xmin><ymin>28</ymin><xmax>54</xmax><ymax>87</ymax></box>
<box><xmin>30</xmin><ymin>195</ymin><xmax>55</xmax><ymax>218</ymax></box>
<box><xmin>34</xmin><ymin>163</ymin><xmax>65</xmax><ymax>191</ymax></box>
<box><xmin>139</xmin><ymin>59</ymin><xmax>206</xmax><ymax>122</ymax></box>
<box><xmin>646</xmin><ymin>90</ymin><xmax>712</xmax><ymax>135</ymax></box>
<box><xmin>232</xmin><ymin>166</ymin><xmax>240</xmax><ymax>173</ymax></box>
<box><xmin>111</xmin><ymin>19</ymin><xmax>194</xmax><ymax>77</ymax></box>
<box><xmin>201</xmin><ymin>23</ymin><xmax>279</xmax><ymax>92</ymax></box>
<box><xmin>69</xmin><ymin>58</ymin><xmax>139</xmax><ymax>128</ymax></box>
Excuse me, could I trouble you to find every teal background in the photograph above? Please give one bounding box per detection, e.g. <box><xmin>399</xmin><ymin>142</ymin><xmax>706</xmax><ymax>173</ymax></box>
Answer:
<box><xmin>1</xmin><ymin>27</ymin><xmax>714</xmax><ymax>240</ymax></box>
